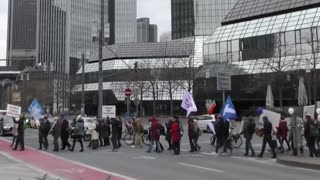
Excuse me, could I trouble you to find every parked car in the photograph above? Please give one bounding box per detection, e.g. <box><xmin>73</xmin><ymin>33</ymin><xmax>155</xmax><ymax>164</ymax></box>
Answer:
<box><xmin>0</xmin><ymin>116</ymin><xmax>14</xmax><ymax>136</ymax></box>
<box><xmin>192</xmin><ymin>114</ymin><xmax>216</xmax><ymax>133</ymax></box>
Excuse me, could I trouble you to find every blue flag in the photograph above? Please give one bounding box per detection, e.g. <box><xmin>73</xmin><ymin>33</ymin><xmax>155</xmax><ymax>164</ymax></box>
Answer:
<box><xmin>28</xmin><ymin>99</ymin><xmax>43</xmax><ymax>119</ymax></box>
<box><xmin>220</xmin><ymin>96</ymin><xmax>237</xmax><ymax>121</ymax></box>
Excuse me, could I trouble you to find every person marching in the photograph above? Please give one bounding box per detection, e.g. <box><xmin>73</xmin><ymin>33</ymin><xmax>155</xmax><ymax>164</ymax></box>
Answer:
<box><xmin>60</xmin><ymin>114</ymin><xmax>71</xmax><ymax>150</ymax></box>
<box><xmin>133</xmin><ymin>118</ymin><xmax>144</xmax><ymax>148</ymax></box>
<box><xmin>258</xmin><ymin>116</ymin><xmax>277</xmax><ymax>158</ymax></box>
<box><xmin>277</xmin><ymin>116</ymin><xmax>291</xmax><ymax>153</ymax></box>
<box><xmin>193</xmin><ymin>119</ymin><xmax>202</xmax><ymax>151</ymax></box>
<box><xmin>38</xmin><ymin>116</ymin><xmax>51</xmax><ymax>150</ymax></box>
<box><xmin>13</xmin><ymin>113</ymin><xmax>26</xmax><ymax>151</ymax></box>
<box><xmin>51</xmin><ymin>117</ymin><xmax>62</xmax><ymax>152</ymax></box>
<box><xmin>10</xmin><ymin>117</ymin><xmax>18</xmax><ymax>147</ymax></box>
<box><xmin>188</xmin><ymin>118</ymin><xmax>197</xmax><ymax>152</ymax></box>
<box><xmin>240</xmin><ymin>117</ymin><xmax>256</xmax><ymax>157</ymax></box>
<box><xmin>69</xmin><ymin>116</ymin><xmax>84</xmax><ymax>152</ymax></box>
<box><xmin>304</xmin><ymin>115</ymin><xmax>319</xmax><ymax>157</ymax></box>
<box><xmin>171</xmin><ymin>117</ymin><xmax>181</xmax><ymax>155</ymax></box>
<box><xmin>165</xmin><ymin>117</ymin><xmax>174</xmax><ymax>150</ymax></box>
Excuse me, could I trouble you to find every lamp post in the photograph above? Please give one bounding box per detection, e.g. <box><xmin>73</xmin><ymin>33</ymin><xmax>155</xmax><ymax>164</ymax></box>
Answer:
<box><xmin>97</xmin><ymin>0</ymin><xmax>105</xmax><ymax>117</ymax></box>
<box><xmin>288</xmin><ymin>108</ymin><xmax>298</xmax><ymax>156</ymax></box>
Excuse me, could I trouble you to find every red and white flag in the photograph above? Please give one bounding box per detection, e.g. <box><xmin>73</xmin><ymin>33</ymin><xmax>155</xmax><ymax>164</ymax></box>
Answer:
<box><xmin>181</xmin><ymin>91</ymin><xmax>197</xmax><ymax>117</ymax></box>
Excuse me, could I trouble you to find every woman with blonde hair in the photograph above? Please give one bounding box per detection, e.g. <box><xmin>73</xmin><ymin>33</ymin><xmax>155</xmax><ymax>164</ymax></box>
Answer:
<box><xmin>134</xmin><ymin>118</ymin><xmax>144</xmax><ymax>148</ymax></box>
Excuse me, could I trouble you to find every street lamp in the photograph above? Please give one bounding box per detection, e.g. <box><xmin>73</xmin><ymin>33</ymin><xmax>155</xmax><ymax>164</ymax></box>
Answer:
<box><xmin>77</xmin><ymin>50</ymin><xmax>90</xmax><ymax>115</ymax></box>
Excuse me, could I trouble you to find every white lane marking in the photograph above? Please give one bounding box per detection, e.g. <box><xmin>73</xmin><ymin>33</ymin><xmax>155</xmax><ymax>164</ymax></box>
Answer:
<box><xmin>178</xmin><ymin>163</ymin><xmax>224</xmax><ymax>173</ymax></box>
<box><xmin>133</xmin><ymin>156</ymin><xmax>156</xmax><ymax>160</ymax></box>
<box><xmin>0</xmin><ymin>138</ymin><xmax>138</xmax><ymax>180</ymax></box>
<box><xmin>180</xmin><ymin>154</ymin><xmax>204</xmax><ymax>157</ymax></box>
<box><xmin>201</xmin><ymin>152</ymin><xmax>218</xmax><ymax>156</ymax></box>
<box><xmin>0</xmin><ymin>152</ymin><xmax>62</xmax><ymax>180</ymax></box>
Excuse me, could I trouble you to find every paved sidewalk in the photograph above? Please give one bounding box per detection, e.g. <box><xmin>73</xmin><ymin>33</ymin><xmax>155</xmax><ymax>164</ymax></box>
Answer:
<box><xmin>277</xmin><ymin>155</ymin><xmax>320</xmax><ymax>170</ymax></box>
<box><xmin>0</xmin><ymin>152</ymin><xmax>58</xmax><ymax>180</ymax></box>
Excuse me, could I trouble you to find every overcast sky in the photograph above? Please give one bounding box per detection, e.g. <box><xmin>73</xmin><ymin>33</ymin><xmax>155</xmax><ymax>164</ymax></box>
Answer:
<box><xmin>0</xmin><ymin>0</ymin><xmax>171</xmax><ymax>59</ymax></box>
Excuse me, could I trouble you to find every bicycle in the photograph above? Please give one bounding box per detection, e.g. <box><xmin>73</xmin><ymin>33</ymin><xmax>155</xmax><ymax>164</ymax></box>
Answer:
<box><xmin>229</xmin><ymin>133</ymin><xmax>243</xmax><ymax>148</ymax></box>
<box><xmin>123</xmin><ymin>130</ymin><xmax>150</xmax><ymax>146</ymax></box>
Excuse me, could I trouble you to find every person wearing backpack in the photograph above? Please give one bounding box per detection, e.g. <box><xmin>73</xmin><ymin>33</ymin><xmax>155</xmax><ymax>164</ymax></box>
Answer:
<box><xmin>240</xmin><ymin>118</ymin><xmax>256</xmax><ymax>157</ymax></box>
<box><xmin>304</xmin><ymin>115</ymin><xmax>319</xmax><ymax>157</ymax></box>
<box><xmin>69</xmin><ymin>117</ymin><xmax>84</xmax><ymax>152</ymax></box>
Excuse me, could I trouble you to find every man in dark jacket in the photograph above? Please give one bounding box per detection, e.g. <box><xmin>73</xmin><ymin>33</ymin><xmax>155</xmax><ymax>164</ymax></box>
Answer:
<box><xmin>188</xmin><ymin>118</ymin><xmax>197</xmax><ymax>152</ymax></box>
<box><xmin>38</xmin><ymin>116</ymin><xmax>51</xmax><ymax>150</ymax></box>
<box><xmin>258</xmin><ymin>116</ymin><xmax>277</xmax><ymax>158</ymax></box>
<box><xmin>69</xmin><ymin>117</ymin><xmax>84</xmax><ymax>152</ymax></box>
<box><xmin>51</xmin><ymin>118</ymin><xmax>62</xmax><ymax>152</ymax></box>
<box><xmin>60</xmin><ymin>114</ymin><xmax>71</xmax><ymax>150</ymax></box>
<box><xmin>214</xmin><ymin>116</ymin><xmax>230</xmax><ymax>155</ymax></box>
<box><xmin>13</xmin><ymin>113</ymin><xmax>26</xmax><ymax>151</ymax></box>
<box><xmin>304</xmin><ymin>115</ymin><xmax>319</xmax><ymax>157</ymax></box>
<box><xmin>241</xmin><ymin>118</ymin><xmax>256</xmax><ymax>157</ymax></box>
<box><xmin>108</xmin><ymin>117</ymin><xmax>120</xmax><ymax>152</ymax></box>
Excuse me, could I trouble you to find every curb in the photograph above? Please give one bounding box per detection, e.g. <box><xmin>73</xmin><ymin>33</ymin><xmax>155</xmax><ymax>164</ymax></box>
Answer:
<box><xmin>277</xmin><ymin>157</ymin><xmax>320</xmax><ymax>171</ymax></box>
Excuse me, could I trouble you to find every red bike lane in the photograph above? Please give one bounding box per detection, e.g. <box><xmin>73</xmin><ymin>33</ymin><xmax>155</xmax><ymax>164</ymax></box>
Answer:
<box><xmin>0</xmin><ymin>139</ymin><xmax>136</xmax><ymax>180</ymax></box>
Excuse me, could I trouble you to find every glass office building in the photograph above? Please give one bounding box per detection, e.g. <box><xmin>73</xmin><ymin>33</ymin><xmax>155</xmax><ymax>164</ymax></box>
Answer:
<box><xmin>109</xmin><ymin>0</ymin><xmax>137</xmax><ymax>44</ymax></box>
<box><xmin>72</xmin><ymin>38</ymin><xmax>206</xmax><ymax>115</ymax></box>
<box><xmin>197</xmin><ymin>0</ymin><xmax>320</xmax><ymax>111</ymax></box>
<box><xmin>171</xmin><ymin>0</ymin><xmax>237</xmax><ymax>39</ymax></box>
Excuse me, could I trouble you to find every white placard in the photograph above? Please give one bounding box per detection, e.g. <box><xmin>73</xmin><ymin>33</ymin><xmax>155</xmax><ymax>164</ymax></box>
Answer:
<box><xmin>6</xmin><ymin>104</ymin><xmax>21</xmax><ymax>119</ymax></box>
<box><xmin>303</xmin><ymin>105</ymin><xmax>315</xmax><ymax>119</ymax></box>
<box><xmin>102</xmin><ymin>105</ymin><xmax>116</xmax><ymax>118</ymax></box>
<box><xmin>259</xmin><ymin>109</ymin><xmax>281</xmax><ymax>128</ymax></box>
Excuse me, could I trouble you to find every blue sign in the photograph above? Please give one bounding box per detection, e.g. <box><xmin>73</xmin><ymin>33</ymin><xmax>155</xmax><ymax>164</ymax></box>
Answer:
<box><xmin>220</xmin><ymin>96</ymin><xmax>237</xmax><ymax>121</ymax></box>
<box><xmin>28</xmin><ymin>99</ymin><xmax>43</xmax><ymax>119</ymax></box>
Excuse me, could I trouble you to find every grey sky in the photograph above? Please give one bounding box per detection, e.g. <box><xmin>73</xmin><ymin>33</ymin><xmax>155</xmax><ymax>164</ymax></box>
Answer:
<box><xmin>0</xmin><ymin>0</ymin><xmax>171</xmax><ymax>59</ymax></box>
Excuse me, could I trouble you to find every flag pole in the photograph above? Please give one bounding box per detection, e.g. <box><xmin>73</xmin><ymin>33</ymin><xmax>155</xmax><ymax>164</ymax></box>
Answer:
<box><xmin>222</xmin><ymin>91</ymin><xmax>225</xmax><ymax>106</ymax></box>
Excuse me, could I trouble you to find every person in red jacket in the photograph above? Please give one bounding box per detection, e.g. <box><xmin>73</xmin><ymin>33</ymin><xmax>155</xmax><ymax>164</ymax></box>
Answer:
<box><xmin>171</xmin><ymin>117</ymin><xmax>181</xmax><ymax>155</ymax></box>
<box><xmin>277</xmin><ymin>117</ymin><xmax>291</xmax><ymax>153</ymax></box>
<box><xmin>147</xmin><ymin>117</ymin><xmax>162</xmax><ymax>153</ymax></box>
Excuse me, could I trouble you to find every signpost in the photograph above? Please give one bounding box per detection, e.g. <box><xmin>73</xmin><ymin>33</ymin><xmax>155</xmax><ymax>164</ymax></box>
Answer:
<box><xmin>102</xmin><ymin>105</ymin><xmax>116</xmax><ymax>118</ymax></box>
<box><xmin>124</xmin><ymin>88</ymin><xmax>132</xmax><ymax>117</ymax></box>
<box><xmin>6</xmin><ymin>104</ymin><xmax>21</xmax><ymax>119</ymax></box>
<box><xmin>217</xmin><ymin>72</ymin><xmax>231</xmax><ymax>105</ymax></box>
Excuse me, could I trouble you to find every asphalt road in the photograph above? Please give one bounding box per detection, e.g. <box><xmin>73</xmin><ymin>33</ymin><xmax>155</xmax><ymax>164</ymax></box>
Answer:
<box><xmin>2</xmin><ymin>124</ymin><xmax>320</xmax><ymax>180</ymax></box>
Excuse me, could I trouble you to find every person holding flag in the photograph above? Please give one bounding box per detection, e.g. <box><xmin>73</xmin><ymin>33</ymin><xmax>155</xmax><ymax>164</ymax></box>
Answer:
<box><xmin>181</xmin><ymin>91</ymin><xmax>197</xmax><ymax>117</ymax></box>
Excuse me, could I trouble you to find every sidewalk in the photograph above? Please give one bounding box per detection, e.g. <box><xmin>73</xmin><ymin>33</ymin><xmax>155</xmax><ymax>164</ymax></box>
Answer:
<box><xmin>0</xmin><ymin>152</ymin><xmax>58</xmax><ymax>180</ymax></box>
<box><xmin>277</xmin><ymin>155</ymin><xmax>320</xmax><ymax>170</ymax></box>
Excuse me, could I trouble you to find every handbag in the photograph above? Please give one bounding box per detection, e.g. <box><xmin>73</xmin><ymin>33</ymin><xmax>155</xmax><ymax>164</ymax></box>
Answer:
<box><xmin>270</xmin><ymin>139</ymin><xmax>277</xmax><ymax>149</ymax></box>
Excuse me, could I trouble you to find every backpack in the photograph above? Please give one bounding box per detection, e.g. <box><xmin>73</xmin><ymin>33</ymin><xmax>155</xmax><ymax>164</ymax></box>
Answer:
<box><xmin>248</xmin><ymin>123</ymin><xmax>256</xmax><ymax>135</ymax></box>
<box><xmin>309</xmin><ymin>123</ymin><xmax>319</xmax><ymax>137</ymax></box>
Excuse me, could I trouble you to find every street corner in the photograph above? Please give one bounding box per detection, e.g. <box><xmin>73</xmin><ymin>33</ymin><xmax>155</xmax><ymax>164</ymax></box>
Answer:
<box><xmin>0</xmin><ymin>139</ymin><xmax>136</xmax><ymax>180</ymax></box>
<box><xmin>277</xmin><ymin>155</ymin><xmax>320</xmax><ymax>171</ymax></box>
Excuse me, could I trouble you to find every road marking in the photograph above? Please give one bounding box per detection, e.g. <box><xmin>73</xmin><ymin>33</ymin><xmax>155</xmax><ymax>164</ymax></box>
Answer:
<box><xmin>133</xmin><ymin>156</ymin><xmax>156</xmax><ymax>160</ymax></box>
<box><xmin>178</xmin><ymin>163</ymin><xmax>224</xmax><ymax>173</ymax></box>
<box><xmin>180</xmin><ymin>154</ymin><xmax>204</xmax><ymax>157</ymax></box>
<box><xmin>0</xmin><ymin>138</ymin><xmax>138</xmax><ymax>180</ymax></box>
<box><xmin>201</xmin><ymin>152</ymin><xmax>218</xmax><ymax>156</ymax></box>
<box><xmin>0</xmin><ymin>152</ymin><xmax>62</xmax><ymax>180</ymax></box>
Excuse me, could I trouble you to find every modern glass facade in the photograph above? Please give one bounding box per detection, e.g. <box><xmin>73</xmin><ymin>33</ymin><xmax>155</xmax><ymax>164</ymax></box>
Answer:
<box><xmin>171</xmin><ymin>0</ymin><xmax>237</xmax><ymax>39</ymax></box>
<box><xmin>137</xmin><ymin>18</ymin><xmax>150</xmax><ymax>43</ymax></box>
<box><xmin>6</xmin><ymin>0</ymin><xmax>37</xmax><ymax>69</ymax></box>
<box><xmin>203</xmin><ymin>6</ymin><xmax>320</xmax><ymax>74</ymax></box>
<box><xmin>109</xmin><ymin>0</ymin><xmax>137</xmax><ymax>44</ymax></box>
<box><xmin>149</xmin><ymin>24</ymin><xmax>158</xmax><ymax>43</ymax></box>
<box><xmin>222</xmin><ymin>0</ymin><xmax>320</xmax><ymax>25</ymax></box>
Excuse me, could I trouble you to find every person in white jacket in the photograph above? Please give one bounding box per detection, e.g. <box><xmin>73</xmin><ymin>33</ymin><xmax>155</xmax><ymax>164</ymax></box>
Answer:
<box><xmin>87</xmin><ymin>119</ymin><xmax>99</xmax><ymax>149</ymax></box>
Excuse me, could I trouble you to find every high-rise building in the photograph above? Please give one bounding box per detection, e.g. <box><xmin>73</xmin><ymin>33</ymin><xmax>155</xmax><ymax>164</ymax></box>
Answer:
<box><xmin>137</xmin><ymin>18</ymin><xmax>150</xmax><ymax>43</ymax></box>
<box><xmin>149</xmin><ymin>24</ymin><xmax>158</xmax><ymax>43</ymax></box>
<box><xmin>6</xmin><ymin>0</ymin><xmax>37</xmax><ymax>69</ymax></box>
<box><xmin>108</xmin><ymin>0</ymin><xmax>137</xmax><ymax>44</ymax></box>
<box><xmin>7</xmin><ymin>0</ymin><xmax>109</xmax><ymax>74</ymax></box>
<box><xmin>171</xmin><ymin>0</ymin><xmax>238</xmax><ymax>39</ymax></box>
<box><xmin>137</xmin><ymin>18</ymin><xmax>158</xmax><ymax>43</ymax></box>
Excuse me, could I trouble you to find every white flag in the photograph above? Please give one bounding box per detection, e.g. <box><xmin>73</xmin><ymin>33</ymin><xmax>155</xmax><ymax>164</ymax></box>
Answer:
<box><xmin>181</xmin><ymin>91</ymin><xmax>197</xmax><ymax>117</ymax></box>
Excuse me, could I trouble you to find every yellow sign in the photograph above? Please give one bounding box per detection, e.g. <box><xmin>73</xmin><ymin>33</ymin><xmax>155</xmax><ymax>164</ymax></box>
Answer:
<box><xmin>12</xmin><ymin>92</ymin><xmax>21</xmax><ymax>102</ymax></box>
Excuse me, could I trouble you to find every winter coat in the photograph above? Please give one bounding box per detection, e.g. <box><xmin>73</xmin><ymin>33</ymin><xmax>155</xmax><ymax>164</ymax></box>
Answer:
<box><xmin>61</xmin><ymin>119</ymin><xmax>70</xmax><ymax>138</ymax></box>
<box><xmin>277</xmin><ymin>120</ymin><xmax>288</xmax><ymax>138</ymax></box>
<box><xmin>52</xmin><ymin>120</ymin><xmax>62</xmax><ymax>138</ymax></box>
<box><xmin>171</xmin><ymin>121</ymin><xmax>180</xmax><ymax>142</ymax></box>
<box><xmin>165</xmin><ymin>120</ymin><xmax>173</xmax><ymax>141</ymax></box>
<box><xmin>215</xmin><ymin>120</ymin><xmax>229</xmax><ymax>138</ymax></box>
<box><xmin>149</xmin><ymin>121</ymin><xmax>162</xmax><ymax>141</ymax></box>
<box><xmin>188</xmin><ymin>120</ymin><xmax>196</xmax><ymax>138</ymax></box>
<box><xmin>100</xmin><ymin>123</ymin><xmax>110</xmax><ymax>138</ymax></box>
<box><xmin>242</xmin><ymin>120</ymin><xmax>256</xmax><ymax>138</ymax></box>
<box><xmin>14</xmin><ymin>117</ymin><xmax>25</xmax><ymax>134</ymax></box>
<box><xmin>87</xmin><ymin>122</ymin><xmax>99</xmax><ymax>140</ymax></box>
<box><xmin>12</xmin><ymin>123</ymin><xmax>18</xmax><ymax>136</ymax></box>
<box><xmin>263</xmin><ymin>120</ymin><xmax>273</xmax><ymax>136</ymax></box>
<box><xmin>74</xmin><ymin>119</ymin><xmax>85</xmax><ymax>136</ymax></box>
<box><xmin>134</xmin><ymin>123</ymin><xmax>144</xmax><ymax>135</ymax></box>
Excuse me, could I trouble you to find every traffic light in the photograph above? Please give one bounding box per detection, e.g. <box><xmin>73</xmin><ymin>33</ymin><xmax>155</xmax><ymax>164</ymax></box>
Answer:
<box><xmin>134</xmin><ymin>62</ymin><xmax>138</xmax><ymax>72</ymax></box>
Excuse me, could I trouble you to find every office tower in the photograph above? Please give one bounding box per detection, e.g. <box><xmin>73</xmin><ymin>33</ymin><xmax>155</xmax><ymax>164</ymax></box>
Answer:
<box><xmin>108</xmin><ymin>0</ymin><xmax>137</xmax><ymax>44</ymax></box>
<box><xmin>149</xmin><ymin>24</ymin><xmax>158</xmax><ymax>43</ymax></box>
<box><xmin>171</xmin><ymin>0</ymin><xmax>238</xmax><ymax>39</ymax></box>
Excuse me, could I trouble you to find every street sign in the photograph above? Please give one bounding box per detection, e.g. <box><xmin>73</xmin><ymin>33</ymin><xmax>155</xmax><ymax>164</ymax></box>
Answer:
<box><xmin>6</xmin><ymin>104</ymin><xmax>21</xmax><ymax>119</ymax></box>
<box><xmin>217</xmin><ymin>72</ymin><xmax>231</xmax><ymax>91</ymax></box>
<box><xmin>124</xmin><ymin>88</ymin><xmax>132</xmax><ymax>96</ymax></box>
<box><xmin>102</xmin><ymin>105</ymin><xmax>116</xmax><ymax>118</ymax></box>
